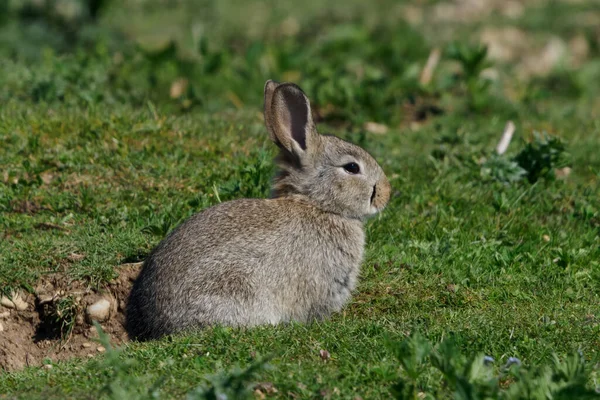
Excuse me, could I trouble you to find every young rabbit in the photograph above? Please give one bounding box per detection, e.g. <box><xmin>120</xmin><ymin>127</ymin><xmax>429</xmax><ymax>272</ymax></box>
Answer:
<box><xmin>126</xmin><ymin>81</ymin><xmax>390</xmax><ymax>340</ymax></box>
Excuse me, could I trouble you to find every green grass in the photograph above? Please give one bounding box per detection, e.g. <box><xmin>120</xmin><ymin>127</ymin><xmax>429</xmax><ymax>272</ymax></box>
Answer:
<box><xmin>1</xmin><ymin>0</ymin><xmax>600</xmax><ymax>398</ymax></box>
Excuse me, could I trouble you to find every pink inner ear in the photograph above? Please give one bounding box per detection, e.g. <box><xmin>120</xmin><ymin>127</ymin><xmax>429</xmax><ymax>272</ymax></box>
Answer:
<box><xmin>281</xmin><ymin>90</ymin><xmax>309</xmax><ymax>150</ymax></box>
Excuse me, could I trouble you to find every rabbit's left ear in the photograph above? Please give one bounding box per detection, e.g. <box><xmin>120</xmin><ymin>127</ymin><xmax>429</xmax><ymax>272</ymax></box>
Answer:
<box><xmin>265</xmin><ymin>82</ymin><xmax>318</xmax><ymax>157</ymax></box>
<box><xmin>264</xmin><ymin>80</ymin><xmax>279</xmax><ymax>144</ymax></box>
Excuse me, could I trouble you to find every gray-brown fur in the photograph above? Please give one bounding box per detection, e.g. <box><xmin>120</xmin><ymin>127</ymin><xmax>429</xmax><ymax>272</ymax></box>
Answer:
<box><xmin>126</xmin><ymin>81</ymin><xmax>390</xmax><ymax>340</ymax></box>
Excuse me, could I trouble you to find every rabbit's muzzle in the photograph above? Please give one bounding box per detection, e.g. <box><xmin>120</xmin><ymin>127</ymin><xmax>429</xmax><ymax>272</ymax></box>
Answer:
<box><xmin>370</xmin><ymin>176</ymin><xmax>391</xmax><ymax>213</ymax></box>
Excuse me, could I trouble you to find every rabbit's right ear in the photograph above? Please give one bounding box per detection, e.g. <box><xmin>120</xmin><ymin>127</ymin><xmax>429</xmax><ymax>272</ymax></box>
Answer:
<box><xmin>265</xmin><ymin>81</ymin><xmax>318</xmax><ymax>157</ymax></box>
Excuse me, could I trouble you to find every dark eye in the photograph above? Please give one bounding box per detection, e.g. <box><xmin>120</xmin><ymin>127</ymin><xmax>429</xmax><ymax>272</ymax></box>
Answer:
<box><xmin>343</xmin><ymin>162</ymin><xmax>360</xmax><ymax>174</ymax></box>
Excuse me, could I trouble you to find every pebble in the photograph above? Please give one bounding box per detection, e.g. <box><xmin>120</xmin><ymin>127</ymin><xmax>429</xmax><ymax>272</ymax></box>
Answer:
<box><xmin>82</xmin><ymin>342</ymin><xmax>91</xmax><ymax>348</ymax></box>
<box><xmin>363</xmin><ymin>121</ymin><xmax>389</xmax><ymax>135</ymax></box>
<box><xmin>0</xmin><ymin>296</ymin><xmax>15</xmax><ymax>309</ymax></box>
<box><xmin>1</xmin><ymin>293</ymin><xmax>28</xmax><ymax>311</ymax></box>
<box><xmin>0</xmin><ymin>322</ymin><xmax>4</xmax><ymax>332</ymax></box>
<box><xmin>0</xmin><ymin>311</ymin><xmax>9</xmax><ymax>319</ymax></box>
<box><xmin>86</xmin><ymin>298</ymin><xmax>111</xmax><ymax>323</ymax></box>
<box><xmin>13</xmin><ymin>296</ymin><xmax>29</xmax><ymax>311</ymax></box>
<box><xmin>43</xmin><ymin>364</ymin><xmax>53</xmax><ymax>370</ymax></box>
<box><xmin>555</xmin><ymin>167</ymin><xmax>572</xmax><ymax>178</ymax></box>
<box><xmin>97</xmin><ymin>346</ymin><xmax>106</xmax><ymax>353</ymax></box>
<box><xmin>37</xmin><ymin>295</ymin><xmax>54</xmax><ymax>305</ymax></box>
<box><xmin>86</xmin><ymin>326</ymin><xmax>98</xmax><ymax>338</ymax></box>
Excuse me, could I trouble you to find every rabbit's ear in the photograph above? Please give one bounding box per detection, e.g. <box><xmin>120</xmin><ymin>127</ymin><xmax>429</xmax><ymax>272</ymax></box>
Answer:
<box><xmin>264</xmin><ymin>80</ymin><xmax>280</xmax><ymax>143</ymax></box>
<box><xmin>267</xmin><ymin>82</ymin><xmax>317</xmax><ymax>156</ymax></box>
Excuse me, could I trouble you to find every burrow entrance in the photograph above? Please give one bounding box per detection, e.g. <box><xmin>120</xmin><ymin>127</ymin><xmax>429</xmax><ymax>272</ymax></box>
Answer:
<box><xmin>0</xmin><ymin>263</ymin><xmax>142</xmax><ymax>371</ymax></box>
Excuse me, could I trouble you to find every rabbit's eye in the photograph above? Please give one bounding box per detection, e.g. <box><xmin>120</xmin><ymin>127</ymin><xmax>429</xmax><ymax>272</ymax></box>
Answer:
<box><xmin>343</xmin><ymin>162</ymin><xmax>360</xmax><ymax>174</ymax></box>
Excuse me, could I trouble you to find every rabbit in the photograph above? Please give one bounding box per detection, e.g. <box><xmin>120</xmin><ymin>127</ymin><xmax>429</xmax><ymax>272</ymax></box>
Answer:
<box><xmin>126</xmin><ymin>80</ymin><xmax>391</xmax><ymax>340</ymax></box>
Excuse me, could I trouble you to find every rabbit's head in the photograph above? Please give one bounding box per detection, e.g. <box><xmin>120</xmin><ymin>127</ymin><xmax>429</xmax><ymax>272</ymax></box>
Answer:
<box><xmin>264</xmin><ymin>80</ymin><xmax>390</xmax><ymax>220</ymax></box>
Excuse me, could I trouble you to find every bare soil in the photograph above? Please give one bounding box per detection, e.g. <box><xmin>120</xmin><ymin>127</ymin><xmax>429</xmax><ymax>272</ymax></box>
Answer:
<box><xmin>0</xmin><ymin>263</ymin><xmax>142</xmax><ymax>371</ymax></box>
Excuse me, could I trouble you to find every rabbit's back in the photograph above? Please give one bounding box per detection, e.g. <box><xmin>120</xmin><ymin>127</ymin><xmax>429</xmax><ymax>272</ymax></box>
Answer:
<box><xmin>126</xmin><ymin>197</ymin><xmax>364</xmax><ymax>340</ymax></box>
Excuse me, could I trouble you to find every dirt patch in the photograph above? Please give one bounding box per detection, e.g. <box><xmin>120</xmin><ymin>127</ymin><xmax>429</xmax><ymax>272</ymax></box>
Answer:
<box><xmin>0</xmin><ymin>263</ymin><xmax>142</xmax><ymax>372</ymax></box>
<box><xmin>400</xmin><ymin>96</ymin><xmax>444</xmax><ymax>130</ymax></box>
<box><xmin>9</xmin><ymin>199</ymin><xmax>49</xmax><ymax>215</ymax></box>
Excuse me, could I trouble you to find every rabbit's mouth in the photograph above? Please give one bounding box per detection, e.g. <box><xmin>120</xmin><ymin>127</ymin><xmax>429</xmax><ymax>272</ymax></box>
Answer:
<box><xmin>370</xmin><ymin>185</ymin><xmax>377</xmax><ymax>205</ymax></box>
<box><xmin>366</xmin><ymin>186</ymin><xmax>381</xmax><ymax>216</ymax></box>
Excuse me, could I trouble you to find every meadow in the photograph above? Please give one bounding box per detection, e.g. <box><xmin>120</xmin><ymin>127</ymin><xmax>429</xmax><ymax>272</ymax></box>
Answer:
<box><xmin>0</xmin><ymin>0</ymin><xmax>599</xmax><ymax>398</ymax></box>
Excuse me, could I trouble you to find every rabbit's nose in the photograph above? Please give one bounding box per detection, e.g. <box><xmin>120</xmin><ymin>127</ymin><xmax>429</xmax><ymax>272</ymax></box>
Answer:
<box><xmin>372</xmin><ymin>176</ymin><xmax>391</xmax><ymax>210</ymax></box>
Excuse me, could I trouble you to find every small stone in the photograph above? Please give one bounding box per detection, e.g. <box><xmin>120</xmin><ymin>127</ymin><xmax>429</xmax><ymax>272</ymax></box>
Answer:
<box><xmin>37</xmin><ymin>295</ymin><xmax>55</xmax><ymax>305</ymax></box>
<box><xmin>543</xmin><ymin>235</ymin><xmax>550</xmax><ymax>242</ymax></box>
<box><xmin>1</xmin><ymin>292</ymin><xmax>28</xmax><ymax>311</ymax></box>
<box><xmin>1</xmin><ymin>296</ymin><xmax>15</xmax><ymax>309</ymax></box>
<box><xmin>76</xmin><ymin>314</ymin><xmax>84</xmax><ymax>326</ymax></box>
<box><xmin>0</xmin><ymin>321</ymin><xmax>4</xmax><ymax>332</ymax></box>
<box><xmin>170</xmin><ymin>78</ymin><xmax>189</xmax><ymax>99</ymax></box>
<box><xmin>87</xmin><ymin>354</ymin><xmax>94</xmax><ymax>358</ymax></box>
<box><xmin>0</xmin><ymin>311</ymin><xmax>9</xmax><ymax>319</ymax></box>
<box><xmin>97</xmin><ymin>346</ymin><xmax>106</xmax><ymax>353</ymax></box>
<box><xmin>555</xmin><ymin>167</ymin><xmax>572</xmax><ymax>179</ymax></box>
<box><xmin>13</xmin><ymin>296</ymin><xmax>28</xmax><ymax>311</ymax></box>
<box><xmin>82</xmin><ymin>342</ymin><xmax>91</xmax><ymax>348</ymax></box>
<box><xmin>363</xmin><ymin>121</ymin><xmax>388</xmax><ymax>135</ymax></box>
<box><xmin>43</xmin><ymin>364</ymin><xmax>53</xmax><ymax>370</ymax></box>
<box><xmin>86</xmin><ymin>298</ymin><xmax>111</xmax><ymax>323</ymax></box>
<box><xmin>86</xmin><ymin>326</ymin><xmax>98</xmax><ymax>338</ymax></box>
<box><xmin>34</xmin><ymin>282</ymin><xmax>54</xmax><ymax>295</ymax></box>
